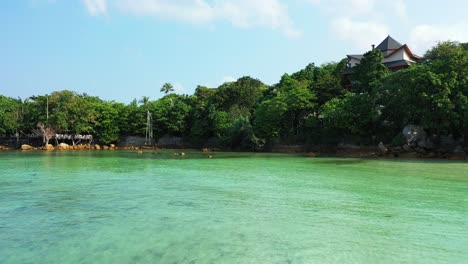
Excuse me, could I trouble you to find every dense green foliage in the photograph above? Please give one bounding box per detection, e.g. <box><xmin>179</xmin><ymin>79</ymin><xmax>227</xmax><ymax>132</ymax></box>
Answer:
<box><xmin>0</xmin><ymin>96</ymin><xmax>22</xmax><ymax>135</ymax></box>
<box><xmin>1</xmin><ymin>41</ymin><xmax>467</xmax><ymax>148</ymax></box>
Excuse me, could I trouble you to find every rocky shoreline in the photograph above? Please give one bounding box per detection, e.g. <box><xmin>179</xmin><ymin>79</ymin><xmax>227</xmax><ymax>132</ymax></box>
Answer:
<box><xmin>329</xmin><ymin>148</ymin><xmax>467</xmax><ymax>161</ymax></box>
<box><xmin>0</xmin><ymin>143</ymin><xmax>466</xmax><ymax>161</ymax></box>
<box><xmin>2</xmin><ymin>143</ymin><xmax>153</xmax><ymax>151</ymax></box>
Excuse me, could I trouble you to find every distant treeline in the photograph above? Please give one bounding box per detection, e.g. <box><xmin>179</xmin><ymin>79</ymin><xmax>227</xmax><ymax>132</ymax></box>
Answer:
<box><xmin>1</xmin><ymin>41</ymin><xmax>467</xmax><ymax>149</ymax></box>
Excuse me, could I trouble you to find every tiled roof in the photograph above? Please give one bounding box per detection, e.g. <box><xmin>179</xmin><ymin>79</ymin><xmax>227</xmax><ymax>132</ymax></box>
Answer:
<box><xmin>347</xmin><ymin>54</ymin><xmax>364</xmax><ymax>60</ymax></box>
<box><xmin>376</xmin><ymin>35</ymin><xmax>403</xmax><ymax>56</ymax></box>
<box><xmin>383</xmin><ymin>59</ymin><xmax>415</xmax><ymax>68</ymax></box>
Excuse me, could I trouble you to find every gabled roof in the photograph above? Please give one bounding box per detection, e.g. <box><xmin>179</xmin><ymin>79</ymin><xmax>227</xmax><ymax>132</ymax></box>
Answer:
<box><xmin>383</xmin><ymin>59</ymin><xmax>414</xmax><ymax>68</ymax></box>
<box><xmin>384</xmin><ymin>44</ymin><xmax>422</xmax><ymax>61</ymax></box>
<box><xmin>376</xmin><ymin>35</ymin><xmax>403</xmax><ymax>56</ymax></box>
<box><xmin>347</xmin><ymin>54</ymin><xmax>364</xmax><ymax>60</ymax></box>
<box><xmin>344</xmin><ymin>35</ymin><xmax>421</xmax><ymax>73</ymax></box>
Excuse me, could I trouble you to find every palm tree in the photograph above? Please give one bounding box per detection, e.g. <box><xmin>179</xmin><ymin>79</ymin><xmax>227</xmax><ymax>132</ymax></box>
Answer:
<box><xmin>160</xmin><ymin>83</ymin><xmax>174</xmax><ymax>94</ymax></box>
<box><xmin>138</xmin><ymin>96</ymin><xmax>153</xmax><ymax>144</ymax></box>
<box><xmin>139</xmin><ymin>96</ymin><xmax>150</xmax><ymax>109</ymax></box>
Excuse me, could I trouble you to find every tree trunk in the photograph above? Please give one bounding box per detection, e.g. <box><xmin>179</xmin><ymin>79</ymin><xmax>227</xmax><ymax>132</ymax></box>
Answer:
<box><xmin>15</xmin><ymin>129</ymin><xmax>19</xmax><ymax>148</ymax></box>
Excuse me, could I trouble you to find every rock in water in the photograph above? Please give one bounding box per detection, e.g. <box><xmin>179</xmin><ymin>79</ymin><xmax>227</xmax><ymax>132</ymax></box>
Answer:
<box><xmin>94</xmin><ymin>144</ymin><xmax>101</xmax><ymax>150</ymax></box>
<box><xmin>45</xmin><ymin>144</ymin><xmax>54</xmax><ymax>151</ymax></box>
<box><xmin>21</xmin><ymin>144</ymin><xmax>33</xmax><ymax>150</ymax></box>
<box><xmin>57</xmin><ymin>143</ymin><xmax>70</xmax><ymax>150</ymax></box>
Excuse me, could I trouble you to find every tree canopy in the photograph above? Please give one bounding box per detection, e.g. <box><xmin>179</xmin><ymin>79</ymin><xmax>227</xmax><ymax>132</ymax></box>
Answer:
<box><xmin>1</xmin><ymin>41</ymin><xmax>466</xmax><ymax>149</ymax></box>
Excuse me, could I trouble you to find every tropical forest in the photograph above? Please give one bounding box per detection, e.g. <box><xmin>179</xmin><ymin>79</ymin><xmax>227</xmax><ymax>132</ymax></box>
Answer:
<box><xmin>1</xmin><ymin>41</ymin><xmax>467</xmax><ymax>152</ymax></box>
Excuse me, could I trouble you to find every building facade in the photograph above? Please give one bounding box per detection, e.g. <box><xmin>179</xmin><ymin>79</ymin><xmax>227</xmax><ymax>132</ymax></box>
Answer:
<box><xmin>346</xmin><ymin>35</ymin><xmax>421</xmax><ymax>71</ymax></box>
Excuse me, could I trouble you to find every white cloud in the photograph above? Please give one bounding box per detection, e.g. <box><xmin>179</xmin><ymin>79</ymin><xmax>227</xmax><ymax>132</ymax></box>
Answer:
<box><xmin>409</xmin><ymin>22</ymin><xmax>468</xmax><ymax>54</ymax></box>
<box><xmin>220</xmin><ymin>76</ymin><xmax>237</xmax><ymax>84</ymax></box>
<box><xmin>205</xmin><ymin>76</ymin><xmax>237</xmax><ymax>88</ymax></box>
<box><xmin>308</xmin><ymin>0</ymin><xmax>409</xmax><ymax>50</ymax></box>
<box><xmin>117</xmin><ymin>0</ymin><xmax>215</xmax><ymax>24</ymax></box>
<box><xmin>82</xmin><ymin>0</ymin><xmax>301</xmax><ymax>37</ymax></box>
<box><xmin>308</xmin><ymin>0</ymin><xmax>376</xmax><ymax>17</ymax></box>
<box><xmin>393</xmin><ymin>0</ymin><xmax>407</xmax><ymax>21</ymax></box>
<box><xmin>172</xmin><ymin>82</ymin><xmax>188</xmax><ymax>94</ymax></box>
<box><xmin>308</xmin><ymin>0</ymin><xmax>407</xmax><ymax>19</ymax></box>
<box><xmin>83</xmin><ymin>0</ymin><xmax>107</xmax><ymax>16</ymax></box>
<box><xmin>331</xmin><ymin>18</ymin><xmax>388</xmax><ymax>51</ymax></box>
<box><xmin>218</xmin><ymin>0</ymin><xmax>301</xmax><ymax>37</ymax></box>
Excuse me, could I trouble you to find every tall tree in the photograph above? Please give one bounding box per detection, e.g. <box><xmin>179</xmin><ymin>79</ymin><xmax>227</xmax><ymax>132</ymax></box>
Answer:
<box><xmin>352</xmin><ymin>49</ymin><xmax>389</xmax><ymax>94</ymax></box>
<box><xmin>150</xmin><ymin>94</ymin><xmax>192</xmax><ymax>137</ymax></box>
<box><xmin>284</xmin><ymin>87</ymin><xmax>317</xmax><ymax>138</ymax></box>
<box><xmin>139</xmin><ymin>96</ymin><xmax>152</xmax><ymax>143</ymax></box>
<box><xmin>0</xmin><ymin>96</ymin><xmax>21</xmax><ymax>135</ymax></box>
<box><xmin>160</xmin><ymin>83</ymin><xmax>174</xmax><ymax>94</ymax></box>
<box><xmin>420</xmin><ymin>41</ymin><xmax>467</xmax><ymax>138</ymax></box>
<box><xmin>93</xmin><ymin>102</ymin><xmax>123</xmax><ymax>144</ymax></box>
<box><xmin>380</xmin><ymin>65</ymin><xmax>459</xmax><ymax>136</ymax></box>
<box><xmin>321</xmin><ymin>93</ymin><xmax>379</xmax><ymax>137</ymax></box>
<box><xmin>119</xmin><ymin>99</ymin><xmax>145</xmax><ymax>136</ymax></box>
<box><xmin>254</xmin><ymin>96</ymin><xmax>288</xmax><ymax>140</ymax></box>
<box><xmin>310</xmin><ymin>63</ymin><xmax>346</xmax><ymax>106</ymax></box>
<box><xmin>214</xmin><ymin>76</ymin><xmax>267</xmax><ymax>117</ymax></box>
<box><xmin>139</xmin><ymin>96</ymin><xmax>150</xmax><ymax>108</ymax></box>
<box><xmin>36</xmin><ymin>122</ymin><xmax>55</xmax><ymax>146</ymax></box>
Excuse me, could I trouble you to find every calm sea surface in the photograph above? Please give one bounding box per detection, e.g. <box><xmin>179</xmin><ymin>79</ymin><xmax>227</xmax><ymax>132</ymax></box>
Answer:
<box><xmin>0</xmin><ymin>150</ymin><xmax>467</xmax><ymax>263</ymax></box>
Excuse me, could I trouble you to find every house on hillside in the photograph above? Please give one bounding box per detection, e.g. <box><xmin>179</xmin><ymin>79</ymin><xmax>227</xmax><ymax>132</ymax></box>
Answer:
<box><xmin>347</xmin><ymin>35</ymin><xmax>421</xmax><ymax>70</ymax></box>
<box><xmin>344</xmin><ymin>35</ymin><xmax>421</xmax><ymax>87</ymax></box>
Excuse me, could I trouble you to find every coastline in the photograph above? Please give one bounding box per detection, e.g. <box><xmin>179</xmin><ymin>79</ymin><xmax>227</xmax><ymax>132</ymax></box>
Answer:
<box><xmin>1</xmin><ymin>143</ymin><xmax>466</xmax><ymax>161</ymax></box>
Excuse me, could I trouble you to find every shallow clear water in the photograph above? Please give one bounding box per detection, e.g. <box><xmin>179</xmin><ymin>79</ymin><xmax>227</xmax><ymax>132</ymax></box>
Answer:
<box><xmin>0</xmin><ymin>150</ymin><xmax>467</xmax><ymax>263</ymax></box>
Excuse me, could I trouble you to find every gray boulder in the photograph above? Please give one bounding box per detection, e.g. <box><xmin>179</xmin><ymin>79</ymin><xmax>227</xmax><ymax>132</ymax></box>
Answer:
<box><xmin>378</xmin><ymin>142</ymin><xmax>388</xmax><ymax>155</ymax></box>
<box><xmin>403</xmin><ymin>125</ymin><xmax>427</xmax><ymax>148</ymax></box>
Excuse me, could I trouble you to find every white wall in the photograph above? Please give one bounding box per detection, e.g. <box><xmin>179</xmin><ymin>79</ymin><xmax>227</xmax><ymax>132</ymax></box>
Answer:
<box><xmin>383</xmin><ymin>48</ymin><xmax>405</xmax><ymax>63</ymax></box>
<box><xmin>349</xmin><ymin>57</ymin><xmax>361</xmax><ymax>67</ymax></box>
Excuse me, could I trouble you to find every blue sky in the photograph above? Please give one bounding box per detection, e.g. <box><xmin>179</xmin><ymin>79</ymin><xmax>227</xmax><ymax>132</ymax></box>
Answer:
<box><xmin>1</xmin><ymin>0</ymin><xmax>468</xmax><ymax>103</ymax></box>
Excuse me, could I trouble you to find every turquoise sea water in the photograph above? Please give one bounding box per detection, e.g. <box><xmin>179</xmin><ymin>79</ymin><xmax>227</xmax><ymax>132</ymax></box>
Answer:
<box><xmin>0</xmin><ymin>150</ymin><xmax>467</xmax><ymax>263</ymax></box>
